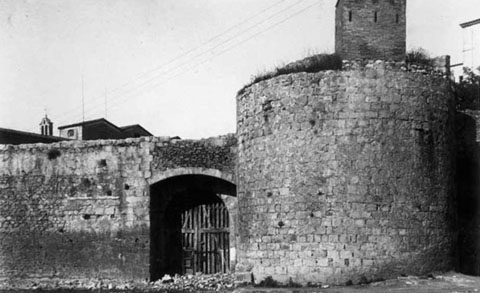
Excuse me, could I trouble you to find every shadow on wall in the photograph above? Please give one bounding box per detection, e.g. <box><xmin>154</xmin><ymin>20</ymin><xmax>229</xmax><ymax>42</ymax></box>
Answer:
<box><xmin>456</xmin><ymin>113</ymin><xmax>480</xmax><ymax>275</ymax></box>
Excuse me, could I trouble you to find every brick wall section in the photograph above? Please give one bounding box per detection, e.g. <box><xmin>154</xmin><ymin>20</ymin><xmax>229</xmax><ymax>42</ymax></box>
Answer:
<box><xmin>236</xmin><ymin>60</ymin><xmax>456</xmax><ymax>285</ymax></box>
<box><xmin>335</xmin><ymin>0</ymin><xmax>406</xmax><ymax>61</ymax></box>
<box><xmin>0</xmin><ymin>135</ymin><xmax>236</xmax><ymax>283</ymax></box>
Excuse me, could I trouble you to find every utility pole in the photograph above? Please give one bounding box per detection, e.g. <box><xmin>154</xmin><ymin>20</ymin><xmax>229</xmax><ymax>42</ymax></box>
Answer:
<box><xmin>82</xmin><ymin>75</ymin><xmax>85</xmax><ymax>123</ymax></box>
<box><xmin>105</xmin><ymin>87</ymin><xmax>108</xmax><ymax>119</ymax></box>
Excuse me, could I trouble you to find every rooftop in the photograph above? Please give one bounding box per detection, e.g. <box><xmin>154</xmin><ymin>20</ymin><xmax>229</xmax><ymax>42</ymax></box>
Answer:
<box><xmin>57</xmin><ymin>118</ymin><xmax>123</xmax><ymax>131</ymax></box>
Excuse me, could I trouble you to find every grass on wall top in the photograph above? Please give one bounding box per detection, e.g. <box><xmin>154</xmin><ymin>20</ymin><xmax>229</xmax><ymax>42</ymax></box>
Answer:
<box><xmin>238</xmin><ymin>53</ymin><xmax>342</xmax><ymax>95</ymax></box>
<box><xmin>237</xmin><ymin>49</ymin><xmax>437</xmax><ymax>96</ymax></box>
<box><xmin>405</xmin><ymin>48</ymin><xmax>434</xmax><ymax>67</ymax></box>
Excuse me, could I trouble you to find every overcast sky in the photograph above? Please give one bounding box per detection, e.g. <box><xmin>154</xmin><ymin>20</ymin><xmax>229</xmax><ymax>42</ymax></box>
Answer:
<box><xmin>0</xmin><ymin>0</ymin><xmax>479</xmax><ymax>139</ymax></box>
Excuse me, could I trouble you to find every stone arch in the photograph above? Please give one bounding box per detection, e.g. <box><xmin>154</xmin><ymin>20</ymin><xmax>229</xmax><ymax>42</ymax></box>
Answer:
<box><xmin>148</xmin><ymin>167</ymin><xmax>237</xmax><ymax>281</ymax></box>
<box><xmin>148</xmin><ymin>167</ymin><xmax>235</xmax><ymax>186</ymax></box>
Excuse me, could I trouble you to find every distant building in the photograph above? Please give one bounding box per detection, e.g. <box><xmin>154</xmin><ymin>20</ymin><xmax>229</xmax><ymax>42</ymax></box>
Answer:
<box><xmin>335</xmin><ymin>0</ymin><xmax>406</xmax><ymax>61</ymax></box>
<box><xmin>0</xmin><ymin>128</ymin><xmax>67</xmax><ymax>145</ymax></box>
<box><xmin>120</xmin><ymin>124</ymin><xmax>154</xmax><ymax>138</ymax></box>
<box><xmin>58</xmin><ymin>118</ymin><xmax>153</xmax><ymax>140</ymax></box>
<box><xmin>39</xmin><ymin>115</ymin><xmax>53</xmax><ymax>136</ymax></box>
<box><xmin>460</xmin><ymin>18</ymin><xmax>480</xmax><ymax>73</ymax></box>
<box><xmin>0</xmin><ymin>115</ymin><xmax>67</xmax><ymax>145</ymax></box>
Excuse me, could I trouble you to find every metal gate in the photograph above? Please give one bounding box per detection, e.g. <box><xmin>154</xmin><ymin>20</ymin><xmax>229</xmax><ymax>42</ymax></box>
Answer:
<box><xmin>181</xmin><ymin>203</ymin><xmax>230</xmax><ymax>274</ymax></box>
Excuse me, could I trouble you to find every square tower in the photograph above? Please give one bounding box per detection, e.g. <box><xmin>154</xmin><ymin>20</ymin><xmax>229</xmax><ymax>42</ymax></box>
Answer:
<box><xmin>335</xmin><ymin>0</ymin><xmax>406</xmax><ymax>61</ymax></box>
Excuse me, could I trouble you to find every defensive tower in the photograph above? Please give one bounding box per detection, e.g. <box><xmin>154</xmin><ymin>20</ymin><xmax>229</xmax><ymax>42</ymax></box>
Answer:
<box><xmin>236</xmin><ymin>61</ymin><xmax>456</xmax><ymax>284</ymax></box>
<box><xmin>335</xmin><ymin>0</ymin><xmax>406</xmax><ymax>61</ymax></box>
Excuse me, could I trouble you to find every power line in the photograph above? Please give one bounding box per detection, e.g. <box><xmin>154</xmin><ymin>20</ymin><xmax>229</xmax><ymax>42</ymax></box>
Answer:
<box><xmin>55</xmin><ymin>0</ymin><xmax>300</xmax><ymax>125</ymax></box>
<box><xmin>67</xmin><ymin>0</ymin><xmax>318</xmax><ymax>123</ymax></box>
<box><xmin>103</xmin><ymin>1</ymin><xmax>319</xmax><ymax>115</ymax></box>
<box><xmin>82</xmin><ymin>75</ymin><xmax>85</xmax><ymax>123</ymax></box>
<box><xmin>56</xmin><ymin>0</ymin><xmax>313</xmax><ymax>124</ymax></box>
<box><xmin>54</xmin><ymin>0</ymin><xmax>290</xmax><ymax>124</ymax></box>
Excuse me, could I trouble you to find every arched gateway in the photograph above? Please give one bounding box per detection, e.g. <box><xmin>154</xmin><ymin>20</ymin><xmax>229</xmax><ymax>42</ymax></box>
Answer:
<box><xmin>148</xmin><ymin>169</ymin><xmax>237</xmax><ymax>281</ymax></box>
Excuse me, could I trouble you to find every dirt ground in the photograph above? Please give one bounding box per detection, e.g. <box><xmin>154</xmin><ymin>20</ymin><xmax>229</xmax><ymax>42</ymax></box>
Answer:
<box><xmin>234</xmin><ymin>272</ymin><xmax>480</xmax><ymax>293</ymax></box>
<box><xmin>0</xmin><ymin>272</ymin><xmax>479</xmax><ymax>292</ymax></box>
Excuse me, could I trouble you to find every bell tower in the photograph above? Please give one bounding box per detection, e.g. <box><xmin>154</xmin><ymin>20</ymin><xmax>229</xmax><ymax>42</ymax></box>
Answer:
<box><xmin>335</xmin><ymin>0</ymin><xmax>406</xmax><ymax>61</ymax></box>
<box><xmin>39</xmin><ymin>115</ymin><xmax>53</xmax><ymax>136</ymax></box>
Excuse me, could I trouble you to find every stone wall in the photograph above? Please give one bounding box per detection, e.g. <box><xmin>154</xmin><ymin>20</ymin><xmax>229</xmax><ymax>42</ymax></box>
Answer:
<box><xmin>0</xmin><ymin>135</ymin><xmax>236</xmax><ymax>284</ymax></box>
<box><xmin>335</xmin><ymin>0</ymin><xmax>406</xmax><ymax>61</ymax></box>
<box><xmin>236</xmin><ymin>60</ymin><xmax>456</xmax><ymax>285</ymax></box>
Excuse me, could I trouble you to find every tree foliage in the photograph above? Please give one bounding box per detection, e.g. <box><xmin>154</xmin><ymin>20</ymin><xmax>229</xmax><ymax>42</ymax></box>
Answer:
<box><xmin>405</xmin><ymin>48</ymin><xmax>433</xmax><ymax>67</ymax></box>
<box><xmin>455</xmin><ymin>67</ymin><xmax>480</xmax><ymax>110</ymax></box>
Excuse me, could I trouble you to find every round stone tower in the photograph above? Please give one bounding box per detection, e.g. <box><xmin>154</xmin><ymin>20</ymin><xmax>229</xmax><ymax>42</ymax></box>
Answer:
<box><xmin>235</xmin><ymin>61</ymin><xmax>456</xmax><ymax>285</ymax></box>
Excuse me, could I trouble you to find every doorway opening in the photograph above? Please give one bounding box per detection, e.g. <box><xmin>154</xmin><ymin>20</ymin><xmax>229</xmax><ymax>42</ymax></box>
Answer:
<box><xmin>181</xmin><ymin>202</ymin><xmax>230</xmax><ymax>274</ymax></box>
<box><xmin>149</xmin><ymin>174</ymin><xmax>236</xmax><ymax>281</ymax></box>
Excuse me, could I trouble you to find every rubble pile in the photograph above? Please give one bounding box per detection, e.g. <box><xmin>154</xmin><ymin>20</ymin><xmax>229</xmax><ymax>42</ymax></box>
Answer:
<box><xmin>151</xmin><ymin>273</ymin><xmax>235</xmax><ymax>291</ymax></box>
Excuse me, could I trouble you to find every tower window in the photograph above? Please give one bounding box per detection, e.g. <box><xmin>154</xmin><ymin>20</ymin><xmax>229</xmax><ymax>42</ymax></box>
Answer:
<box><xmin>349</xmin><ymin>11</ymin><xmax>352</xmax><ymax>22</ymax></box>
<box><xmin>396</xmin><ymin>14</ymin><xmax>399</xmax><ymax>23</ymax></box>
<box><xmin>374</xmin><ymin>11</ymin><xmax>378</xmax><ymax>23</ymax></box>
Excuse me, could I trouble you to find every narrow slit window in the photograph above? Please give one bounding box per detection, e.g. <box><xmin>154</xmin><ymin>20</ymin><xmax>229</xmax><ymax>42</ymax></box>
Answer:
<box><xmin>374</xmin><ymin>11</ymin><xmax>378</xmax><ymax>22</ymax></box>
<box><xmin>349</xmin><ymin>11</ymin><xmax>352</xmax><ymax>22</ymax></box>
<box><xmin>396</xmin><ymin>14</ymin><xmax>399</xmax><ymax>23</ymax></box>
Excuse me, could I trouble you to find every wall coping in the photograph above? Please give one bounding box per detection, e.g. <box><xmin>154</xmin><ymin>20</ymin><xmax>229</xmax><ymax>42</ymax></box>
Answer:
<box><xmin>0</xmin><ymin>133</ymin><xmax>236</xmax><ymax>151</ymax></box>
<box><xmin>341</xmin><ymin>59</ymin><xmax>450</xmax><ymax>77</ymax></box>
<box><xmin>238</xmin><ymin>59</ymin><xmax>451</xmax><ymax>96</ymax></box>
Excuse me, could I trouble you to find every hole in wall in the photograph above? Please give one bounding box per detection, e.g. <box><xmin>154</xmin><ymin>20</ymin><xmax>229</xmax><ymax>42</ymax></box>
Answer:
<box><xmin>83</xmin><ymin>214</ymin><xmax>91</xmax><ymax>220</ymax></box>
<box><xmin>98</xmin><ymin>159</ymin><xmax>107</xmax><ymax>167</ymax></box>
<box><xmin>262</xmin><ymin>100</ymin><xmax>273</xmax><ymax>112</ymax></box>
<box><xmin>124</xmin><ymin>184</ymin><xmax>130</xmax><ymax>190</ymax></box>
<box><xmin>278</xmin><ymin>221</ymin><xmax>285</xmax><ymax>227</ymax></box>
<box><xmin>81</xmin><ymin>178</ymin><xmax>91</xmax><ymax>187</ymax></box>
<box><xmin>106</xmin><ymin>190</ymin><xmax>112</xmax><ymax>196</ymax></box>
<box><xmin>47</xmin><ymin>149</ymin><xmax>61</xmax><ymax>160</ymax></box>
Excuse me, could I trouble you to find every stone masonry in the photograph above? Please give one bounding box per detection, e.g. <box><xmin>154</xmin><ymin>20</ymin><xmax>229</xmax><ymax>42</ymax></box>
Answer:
<box><xmin>335</xmin><ymin>0</ymin><xmax>406</xmax><ymax>61</ymax></box>
<box><xmin>0</xmin><ymin>61</ymin><xmax>468</xmax><ymax>286</ymax></box>
<box><xmin>236</xmin><ymin>60</ymin><xmax>456</xmax><ymax>284</ymax></box>
<box><xmin>0</xmin><ymin>135</ymin><xmax>236</xmax><ymax>284</ymax></box>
